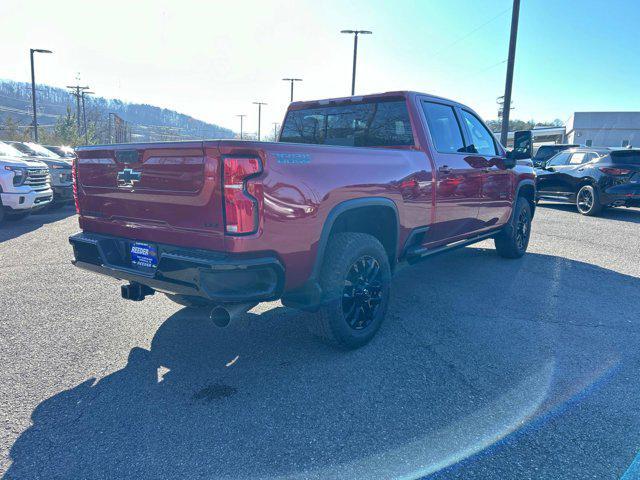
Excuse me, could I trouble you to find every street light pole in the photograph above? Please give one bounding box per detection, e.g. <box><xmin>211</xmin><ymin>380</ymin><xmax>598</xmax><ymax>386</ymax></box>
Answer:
<box><xmin>500</xmin><ymin>0</ymin><xmax>521</xmax><ymax>146</ymax></box>
<box><xmin>252</xmin><ymin>102</ymin><xmax>267</xmax><ymax>141</ymax></box>
<box><xmin>236</xmin><ymin>114</ymin><xmax>246</xmax><ymax>139</ymax></box>
<box><xmin>282</xmin><ymin>78</ymin><xmax>302</xmax><ymax>102</ymax></box>
<box><xmin>30</xmin><ymin>48</ymin><xmax>53</xmax><ymax>142</ymax></box>
<box><xmin>341</xmin><ymin>30</ymin><xmax>372</xmax><ymax>95</ymax></box>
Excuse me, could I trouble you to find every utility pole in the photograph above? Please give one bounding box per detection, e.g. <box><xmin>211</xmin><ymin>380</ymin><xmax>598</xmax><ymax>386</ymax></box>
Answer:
<box><xmin>236</xmin><ymin>114</ymin><xmax>246</xmax><ymax>139</ymax></box>
<box><xmin>67</xmin><ymin>84</ymin><xmax>89</xmax><ymax>130</ymax></box>
<box><xmin>272</xmin><ymin>122</ymin><xmax>279</xmax><ymax>141</ymax></box>
<box><xmin>252</xmin><ymin>102</ymin><xmax>267</xmax><ymax>141</ymax></box>
<box><xmin>29</xmin><ymin>48</ymin><xmax>53</xmax><ymax>142</ymax></box>
<box><xmin>500</xmin><ymin>0</ymin><xmax>520</xmax><ymax>146</ymax></box>
<box><xmin>81</xmin><ymin>90</ymin><xmax>94</xmax><ymax>144</ymax></box>
<box><xmin>341</xmin><ymin>30</ymin><xmax>372</xmax><ymax>95</ymax></box>
<box><xmin>282</xmin><ymin>78</ymin><xmax>302</xmax><ymax>103</ymax></box>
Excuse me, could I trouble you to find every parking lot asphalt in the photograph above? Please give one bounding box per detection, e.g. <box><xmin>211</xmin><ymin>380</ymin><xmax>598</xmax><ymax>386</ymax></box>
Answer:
<box><xmin>1</xmin><ymin>203</ymin><xmax>639</xmax><ymax>480</ymax></box>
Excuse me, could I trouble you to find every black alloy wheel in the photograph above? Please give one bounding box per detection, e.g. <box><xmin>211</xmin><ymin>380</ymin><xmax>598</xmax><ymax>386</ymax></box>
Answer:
<box><xmin>342</xmin><ymin>256</ymin><xmax>383</xmax><ymax>331</ymax></box>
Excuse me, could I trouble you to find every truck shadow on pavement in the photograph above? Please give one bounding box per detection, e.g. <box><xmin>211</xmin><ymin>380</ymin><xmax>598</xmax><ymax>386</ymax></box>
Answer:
<box><xmin>0</xmin><ymin>206</ymin><xmax>75</xmax><ymax>243</ymax></box>
<box><xmin>5</xmin><ymin>248</ymin><xmax>640</xmax><ymax>479</ymax></box>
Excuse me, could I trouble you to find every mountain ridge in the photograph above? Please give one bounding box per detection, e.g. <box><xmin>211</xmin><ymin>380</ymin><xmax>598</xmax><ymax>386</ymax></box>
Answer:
<box><xmin>0</xmin><ymin>79</ymin><xmax>234</xmax><ymax>143</ymax></box>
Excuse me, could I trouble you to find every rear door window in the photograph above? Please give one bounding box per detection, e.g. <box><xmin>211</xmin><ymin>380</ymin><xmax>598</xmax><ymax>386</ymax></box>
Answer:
<box><xmin>421</xmin><ymin>102</ymin><xmax>465</xmax><ymax>154</ymax></box>
<box><xmin>569</xmin><ymin>152</ymin><xmax>587</xmax><ymax>164</ymax></box>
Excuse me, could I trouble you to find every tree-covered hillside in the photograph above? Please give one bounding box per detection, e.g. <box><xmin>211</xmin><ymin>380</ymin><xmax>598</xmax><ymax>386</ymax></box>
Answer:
<box><xmin>0</xmin><ymin>79</ymin><xmax>234</xmax><ymax>145</ymax></box>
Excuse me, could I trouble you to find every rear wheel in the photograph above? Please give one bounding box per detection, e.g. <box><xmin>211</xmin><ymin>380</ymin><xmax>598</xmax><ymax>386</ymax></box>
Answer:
<box><xmin>494</xmin><ymin>196</ymin><xmax>532</xmax><ymax>259</ymax></box>
<box><xmin>308</xmin><ymin>232</ymin><xmax>391</xmax><ymax>349</ymax></box>
<box><xmin>576</xmin><ymin>185</ymin><xmax>602</xmax><ymax>216</ymax></box>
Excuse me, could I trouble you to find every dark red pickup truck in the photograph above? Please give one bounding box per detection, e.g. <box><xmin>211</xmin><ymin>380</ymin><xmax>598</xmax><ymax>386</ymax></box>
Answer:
<box><xmin>70</xmin><ymin>91</ymin><xmax>535</xmax><ymax>348</ymax></box>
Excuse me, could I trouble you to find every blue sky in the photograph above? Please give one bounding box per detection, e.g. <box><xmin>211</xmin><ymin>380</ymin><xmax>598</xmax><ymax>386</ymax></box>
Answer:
<box><xmin>1</xmin><ymin>0</ymin><xmax>639</xmax><ymax>133</ymax></box>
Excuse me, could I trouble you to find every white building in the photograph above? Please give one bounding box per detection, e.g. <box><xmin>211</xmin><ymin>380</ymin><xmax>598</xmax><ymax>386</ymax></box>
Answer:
<box><xmin>565</xmin><ymin>112</ymin><xmax>640</xmax><ymax>148</ymax></box>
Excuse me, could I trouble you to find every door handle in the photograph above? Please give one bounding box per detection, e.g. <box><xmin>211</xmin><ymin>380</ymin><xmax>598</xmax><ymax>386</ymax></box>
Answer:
<box><xmin>577</xmin><ymin>167</ymin><xmax>585</xmax><ymax>171</ymax></box>
<box><xmin>438</xmin><ymin>165</ymin><xmax>452</xmax><ymax>174</ymax></box>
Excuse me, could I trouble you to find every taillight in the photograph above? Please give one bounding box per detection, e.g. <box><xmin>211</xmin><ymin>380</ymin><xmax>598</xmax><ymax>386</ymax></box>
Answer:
<box><xmin>72</xmin><ymin>158</ymin><xmax>80</xmax><ymax>214</ymax></box>
<box><xmin>599</xmin><ymin>167</ymin><xmax>632</xmax><ymax>176</ymax></box>
<box><xmin>222</xmin><ymin>156</ymin><xmax>263</xmax><ymax>235</ymax></box>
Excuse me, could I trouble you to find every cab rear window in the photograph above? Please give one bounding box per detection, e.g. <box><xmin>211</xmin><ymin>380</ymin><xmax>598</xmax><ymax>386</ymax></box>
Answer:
<box><xmin>280</xmin><ymin>100</ymin><xmax>414</xmax><ymax>147</ymax></box>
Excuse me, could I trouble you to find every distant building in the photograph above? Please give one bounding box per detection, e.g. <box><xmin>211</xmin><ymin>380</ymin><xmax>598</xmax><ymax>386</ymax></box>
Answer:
<box><xmin>498</xmin><ymin>112</ymin><xmax>640</xmax><ymax>149</ymax></box>
<box><xmin>565</xmin><ymin>112</ymin><xmax>640</xmax><ymax>148</ymax></box>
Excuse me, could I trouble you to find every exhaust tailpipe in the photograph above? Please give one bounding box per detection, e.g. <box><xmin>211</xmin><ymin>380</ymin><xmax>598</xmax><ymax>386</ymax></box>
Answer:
<box><xmin>209</xmin><ymin>303</ymin><xmax>256</xmax><ymax>328</ymax></box>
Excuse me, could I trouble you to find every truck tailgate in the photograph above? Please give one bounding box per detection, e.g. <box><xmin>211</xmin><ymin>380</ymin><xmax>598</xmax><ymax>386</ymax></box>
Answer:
<box><xmin>75</xmin><ymin>141</ymin><xmax>225</xmax><ymax>250</ymax></box>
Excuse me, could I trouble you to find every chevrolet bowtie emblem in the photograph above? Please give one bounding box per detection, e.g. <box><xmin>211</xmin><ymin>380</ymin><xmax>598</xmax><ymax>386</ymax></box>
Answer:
<box><xmin>117</xmin><ymin>168</ymin><xmax>142</xmax><ymax>188</ymax></box>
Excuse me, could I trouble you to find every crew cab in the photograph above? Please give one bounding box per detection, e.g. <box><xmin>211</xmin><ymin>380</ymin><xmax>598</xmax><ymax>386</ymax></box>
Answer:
<box><xmin>69</xmin><ymin>91</ymin><xmax>536</xmax><ymax>348</ymax></box>
<box><xmin>0</xmin><ymin>141</ymin><xmax>53</xmax><ymax>224</ymax></box>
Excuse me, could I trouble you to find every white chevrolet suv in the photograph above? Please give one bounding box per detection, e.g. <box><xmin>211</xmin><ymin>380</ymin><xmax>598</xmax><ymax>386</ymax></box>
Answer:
<box><xmin>0</xmin><ymin>140</ymin><xmax>53</xmax><ymax>224</ymax></box>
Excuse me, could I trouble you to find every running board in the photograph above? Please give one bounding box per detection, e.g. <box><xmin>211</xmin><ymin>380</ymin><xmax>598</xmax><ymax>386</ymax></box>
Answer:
<box><xmin>537</xmin><ymin>194</ymin><xmax>572</xmax><ymax>202</ymax></box>
<box><xmin>405</xmin><ymin>230</ymin><xmax>499</xmax><ymax>264</ymax></box>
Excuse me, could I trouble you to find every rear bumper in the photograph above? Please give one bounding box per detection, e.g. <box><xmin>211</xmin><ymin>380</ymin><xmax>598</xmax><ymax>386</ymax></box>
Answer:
<box><xmin>602</xmin><ymin>185</ymin><xmax>640</xmax><ymax>206</ymax></box>
<box><xmin>69</xmin><ymin>232</ymin><xmax>285</xmax><ymax>304</ymax></box>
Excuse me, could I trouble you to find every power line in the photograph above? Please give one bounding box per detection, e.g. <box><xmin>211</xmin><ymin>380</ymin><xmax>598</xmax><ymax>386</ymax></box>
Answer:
<box><xmin>477</xmin><ymin>59</ymin><xmax>507</xmax><ymax>74</ymax></box>
<box><xmin>431</xmin><ymin>7</ymin><xmax>511</xmax><ymax>59</ymax></box>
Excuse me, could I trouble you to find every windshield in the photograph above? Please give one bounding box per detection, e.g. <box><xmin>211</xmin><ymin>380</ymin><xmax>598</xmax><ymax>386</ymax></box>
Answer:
<box><xmin>534</xmin><ymin>146</ymin><xmax>562</xmax><ymax>160</ymax></box>
<box><xmin>23</xmin><ymin>142</ymin><xmax>62</xmax><ymax>158</ymax></box>
<box><xmin>46</xmin><ymin>145</ymin><xmax>76</xmax><ymax>158</ymax></box>
<box><xmin>0</xmin><ymin>141</ymin><xmax>27</xmax><ymax>158</ymax></box>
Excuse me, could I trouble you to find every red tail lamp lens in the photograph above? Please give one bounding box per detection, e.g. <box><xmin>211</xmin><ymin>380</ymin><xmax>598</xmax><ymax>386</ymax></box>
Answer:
<box><xmin>223</xmin><ymin>157</ymin><xmax>263</xmax><ymax>235</ymax></box>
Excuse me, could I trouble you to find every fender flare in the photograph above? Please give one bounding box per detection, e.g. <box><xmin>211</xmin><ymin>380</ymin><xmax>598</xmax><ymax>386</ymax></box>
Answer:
<box><xmin>310</xmin><ymin>197</ymin><xmax>400</xmax><ymax>282</ymax></box>
<box><xmin>515</xmin><ymin>178</ymin><xmax>535</xmax><ymax>199</ymax></box>
<box><xmin>512</xmin><ymin>179</ymin><xmax>536</xmax><ymax>222</ymax></box>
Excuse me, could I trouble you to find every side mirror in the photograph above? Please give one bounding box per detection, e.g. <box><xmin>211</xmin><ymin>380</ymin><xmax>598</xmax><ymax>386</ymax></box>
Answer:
<box><xmin>503</xmin><ymin>150</ymin><xmax>517</xmax><ymax>169</ymax></box>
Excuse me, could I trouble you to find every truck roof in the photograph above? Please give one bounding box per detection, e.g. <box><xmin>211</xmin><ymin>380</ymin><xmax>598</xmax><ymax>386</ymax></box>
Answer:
<box><xmin>288</xmin><ymin>90</ymin><xmax>461</xmax><ymax>110</ymax></box>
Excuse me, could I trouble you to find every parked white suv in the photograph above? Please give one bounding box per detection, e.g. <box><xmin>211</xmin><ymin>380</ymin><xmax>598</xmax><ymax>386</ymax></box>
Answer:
<box><xmin>0</xmin><ymin>141</ymin><xmax>53</xmax><ymax>224</ymax></box>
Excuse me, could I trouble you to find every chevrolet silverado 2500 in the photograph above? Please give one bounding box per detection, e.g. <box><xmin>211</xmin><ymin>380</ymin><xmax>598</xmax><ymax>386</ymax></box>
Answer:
<box><xmin>69</xmin><ymin>91</ymin><xmax>536</xmax><ymax>348</ymax></box>
<box><xmin>0</xmin><ymin>141</ymin><xmax>53</xmax><ymax>224</ymax></box>
<box><xmin>9</xmin><ymin>141</ymin><xmax>73</xmax><ymax>209</ymax></box>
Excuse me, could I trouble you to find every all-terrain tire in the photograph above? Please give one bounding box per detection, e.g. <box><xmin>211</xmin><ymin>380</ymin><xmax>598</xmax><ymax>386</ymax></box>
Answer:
<box><xmin>494</xmin><ymin>196</ymin><xmax>532</xmax><ymax>259</ymax></box>
<box><xmin>308</xmin><ymin>232</ymin><xmax>391</xmax><ymax>349</ymax></box>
